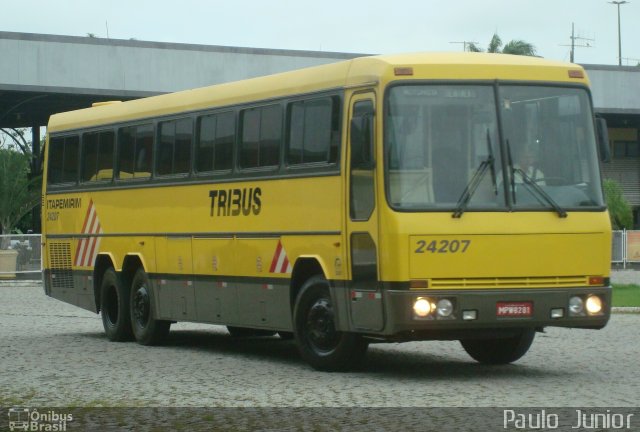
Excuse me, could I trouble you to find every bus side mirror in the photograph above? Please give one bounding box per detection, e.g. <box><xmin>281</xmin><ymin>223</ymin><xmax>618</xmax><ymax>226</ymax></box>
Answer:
<box><xmin>351</xmin><ymin>114</ymin><xmax>375</xmax><ymax>170</ymax></box>
<box><xmin>596</xmin><ymin>117</ymin><xmax>611</xmax><ymax>163</ymax></box>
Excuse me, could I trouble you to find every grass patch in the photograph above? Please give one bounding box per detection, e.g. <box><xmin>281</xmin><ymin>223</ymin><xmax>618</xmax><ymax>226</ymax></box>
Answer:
<box><xmin>612</xmin><ymin>284</ymin><xmax>640</xmax><ymax>307</ymax></box>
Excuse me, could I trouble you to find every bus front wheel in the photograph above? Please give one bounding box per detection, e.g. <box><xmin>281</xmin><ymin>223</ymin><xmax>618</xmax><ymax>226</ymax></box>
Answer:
<box><xmin>294</xmin><ymin>275</ymin><xmax>368</xmax><ymax>371</ymax></box>
<box><xmin>100</xmin><ymin>268</ymin><xmax>133</xmax><ymax>341</ymax></box>
<box><xmin>460</xmin><ymin>328</ymin><xmax>535</xmax><ymax>364</ymax></box>
<box><xmin>130</xmin><ymin>268</ymin><xmax>171</xmax><ymax>345</ymax></box>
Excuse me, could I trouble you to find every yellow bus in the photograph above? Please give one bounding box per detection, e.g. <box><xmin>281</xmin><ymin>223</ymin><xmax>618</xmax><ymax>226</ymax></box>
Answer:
<box><xmin>42</xmin><ymin>53</ymin><xmax>612</xmax><ymax>371</ymax></box>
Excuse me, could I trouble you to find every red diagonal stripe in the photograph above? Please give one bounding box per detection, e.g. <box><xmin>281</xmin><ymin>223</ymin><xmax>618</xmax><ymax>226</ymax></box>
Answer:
<box><xmin>74</xmin><ymin>201</ymin><xmax>94</xmax><ymax>265</ymax></box>
<box><xmin>269</xmin><ymin>241</ymin><xmax>283</xmax><ymax>273</ymax></box>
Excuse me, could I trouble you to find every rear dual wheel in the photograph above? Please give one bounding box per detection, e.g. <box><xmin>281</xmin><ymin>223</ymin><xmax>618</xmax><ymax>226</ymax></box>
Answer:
<box><xmin>100</xmin><ymin>268</ymin><xmax>133</xmax><ymax>342</ymax></box>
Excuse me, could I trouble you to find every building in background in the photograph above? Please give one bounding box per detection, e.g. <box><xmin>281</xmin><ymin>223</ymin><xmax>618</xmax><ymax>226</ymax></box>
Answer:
<box><xmin>586</xmin><ymin>65</ymin><xmax>640</xmax><ymax>226</ymax></box>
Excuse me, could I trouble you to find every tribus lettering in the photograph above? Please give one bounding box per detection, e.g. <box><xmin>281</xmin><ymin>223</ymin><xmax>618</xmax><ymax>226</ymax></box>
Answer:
<box><xmin>209</xmin><ymin>187</ymin><xmax>261</xmax><ymax>217</ymax></box>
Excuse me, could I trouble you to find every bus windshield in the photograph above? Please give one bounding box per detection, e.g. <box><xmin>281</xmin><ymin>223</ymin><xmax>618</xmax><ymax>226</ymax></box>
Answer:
<box><xmin>385</xmin><ymin>84</ymin><xmax>605</xmax><ymax>212</ymax></box>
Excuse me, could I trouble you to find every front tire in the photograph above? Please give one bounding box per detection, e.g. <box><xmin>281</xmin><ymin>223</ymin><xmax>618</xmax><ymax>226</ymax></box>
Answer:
<box><xmin>294</xmin><ymin>275</ymin><xmax>368</xmax><ymax>371</ymax></box>
<box><xmin>100</xmin><ymin>268</ymin><xmax>133</xmax><ymax>341</ymax></box>
<box><xmin>460</xmin><ymin>328</ymin><xmax>535</xmax><ymax>364</ymax></box>
<box><xmin>130</xmin><ymin>268</ymin><xmax>171</xmax><ymax>345</ymax></box>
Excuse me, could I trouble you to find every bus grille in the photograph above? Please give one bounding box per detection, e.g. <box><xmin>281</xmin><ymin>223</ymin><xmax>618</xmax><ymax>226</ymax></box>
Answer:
<box><xmin>428</xmin><ymin>276</ymin><xmax>588</xmax><ymax>289</ymax></box>
<box><xmin>48</xmin><ymin>242</ymin><xmax>73</xmax><ymax>290</ymax></box>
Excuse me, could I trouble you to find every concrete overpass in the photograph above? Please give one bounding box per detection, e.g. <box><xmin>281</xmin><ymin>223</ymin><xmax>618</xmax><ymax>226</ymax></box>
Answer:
<box><xmin>0</xmin><ymin>31</ymin><xmax>363</xmax><ymax>130</ymax></box>
<box><xmin>2</xmin><ymin>32</ymin><xmax>639</xmax><ymax>130</ymax></box>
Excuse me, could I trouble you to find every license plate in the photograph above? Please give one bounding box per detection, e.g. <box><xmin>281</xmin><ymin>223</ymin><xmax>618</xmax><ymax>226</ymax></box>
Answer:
<box><xmin>496</xmin><ymin>302</ymin><xmax>533</xmax><ymax>317</ymax></box>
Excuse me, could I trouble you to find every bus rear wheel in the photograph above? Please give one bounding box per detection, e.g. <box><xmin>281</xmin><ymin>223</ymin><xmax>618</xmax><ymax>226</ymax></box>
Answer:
<box><xmin>294</xmin><ymin>275</ymin><xmax>368</xmax><ymax>371</ymax></box>
<box><xmin>460</xmin><ymin>328</ymin><xmax>535</xmax><ymax>364</ymax></box>
<box><xmin>130</xmin><ymin>268</ymin><xmax>170</xmax><ymax>345</ymax></box>
<box><xmin>100</xmin><ymin>268</ymin><xmax>133</xmax><ymax>341</ymax></box>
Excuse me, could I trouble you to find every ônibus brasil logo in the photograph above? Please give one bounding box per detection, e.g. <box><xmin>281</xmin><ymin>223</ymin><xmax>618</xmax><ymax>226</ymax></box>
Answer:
<box><xmin>7</xmin><ymin>408</ymin><xmax>73</xmax><ymax>431</ymax></box>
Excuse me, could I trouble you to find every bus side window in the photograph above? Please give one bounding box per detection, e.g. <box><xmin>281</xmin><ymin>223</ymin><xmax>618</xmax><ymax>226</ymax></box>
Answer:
<box><xmin>286</xmin><ymin>96</ymin><xmax>339</xmax><ymax>166</ymax></box>
<box><xmin>196</xmin><ymin>111</ymin><xmax>235</xmax><ymax>174</ymax></box>
<box><xmin>350</xmin><ymin>100</ymin><xmax>375</xmax><ymax>221</ymax></box>
<box><xmin>48</xmin><ymin>135</ymin><xmax>79</xmax><ymax>185</ymax></box>
<box><xmin>157</xmin><ymin>118</ymin><xmax>192</xmax><ymax>176</ymax></box>
<box><xmin>118</xmin><ymin>124</ymin><xmax>153</xmax><ymax>180</ymax></box>
<box><xmin>239</xmin><ymin>104</ymin><xmax>282</xmax><ymax>170</ymax></box>
<box><xmin>82</xmin><ymin>131</ymin><xmax>115</xmax><ymax>182</ymax></box>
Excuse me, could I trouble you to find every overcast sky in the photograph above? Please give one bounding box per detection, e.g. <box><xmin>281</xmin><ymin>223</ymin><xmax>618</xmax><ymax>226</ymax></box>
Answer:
<box><xmin>2</xmin><ymin>0</ymin><xmax>639</xmax><ymax>65</ymax></box>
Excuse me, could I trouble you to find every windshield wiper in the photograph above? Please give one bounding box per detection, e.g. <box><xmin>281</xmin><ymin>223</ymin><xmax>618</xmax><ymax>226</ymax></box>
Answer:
<box><xmin>512</xmin><ymin>167</ymin><xmax>568</xmax><ymax>218</ymax></box>
<box><xmin>505</xmin><ymin>139</ymin><xmax>567</xmax><ymax>218</ymax></box>
<box><xmin>452</xmin><ymin>130</ymin><xmax>497</xmax><ymax>218</ymax></box>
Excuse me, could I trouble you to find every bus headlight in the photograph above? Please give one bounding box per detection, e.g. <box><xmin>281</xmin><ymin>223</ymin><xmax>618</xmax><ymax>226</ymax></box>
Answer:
<box><xmin>569</xmin><ymin>296</ymin><xmax>584</xmax><ymax>315</ymax></box>
<box><xmin>413</xmin><ymin>297</ymin><xmax>433</xmax><ymax>318</ymax></box>
<box><xmin>585</xmin><ymin>295</ymin><xmax>603</xmax><ymax>315</ymax></box>
<box><xmin>436</xmin><ymin>299</ymin><xmax>454</xmax><ymax>317</ymax></box>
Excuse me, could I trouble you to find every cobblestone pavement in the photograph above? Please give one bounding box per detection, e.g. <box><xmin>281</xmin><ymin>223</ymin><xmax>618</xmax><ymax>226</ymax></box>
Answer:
<box><xmin>1</xmin><ymin>282</ymin><xmax>639</xmax><ymax>408</ymax></box>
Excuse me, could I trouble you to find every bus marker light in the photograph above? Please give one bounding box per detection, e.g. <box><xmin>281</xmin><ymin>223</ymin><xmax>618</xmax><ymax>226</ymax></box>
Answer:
<box><xmin>585</xmin><ymin>295</ymin><xmax>603</xmax><ymax>315</ymax></box>
<box><xmin>551</xmin><ymin>308</ymin><xmax>564</xmax><ymax>319</ymax></box>
<box><xmin>394</xmin><ymin>67</ymin><xmax>414</xmax><ymax>76</ymax></box>
<box><xmin>410</xmin><ymin>279</ymin><xmax>428</xmax><ymax>289</ymax></box>
<box><xmin>568</xmin><ymin>69</ymin><xmax>584</xmax><ymax>79</ymax></box>
<box><xmin>588</xmin><ymin>276</ymin><xmax>604</xmax><ymax>286</ymax></box>
<box><xmin>462</xmin><ymin>310</ymin><xmax>477</xmax><ymax>321</ymax></box>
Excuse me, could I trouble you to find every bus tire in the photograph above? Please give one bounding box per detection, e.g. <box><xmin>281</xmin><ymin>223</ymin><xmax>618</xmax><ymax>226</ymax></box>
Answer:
<box><xmin>100</xmin><ymin>268</ymin><xmax>133</xmax><ymax>342</ymax></box>
<box><xmin>130</xmin><ymin>268</ymin><xmax>170</xmax><ymax>345</ymax></box>
<box><xmin>293</xmin><ymin>275</ymin><xmax>368</xmax><ymax>371</ymax></box>
<box><xmin>227</xmin><ymin>326</ymin><xmax>276</xmax><ymax>337</ymax></box>
<box><xmin>460</xmin><ymin>328</ymin><xmax>535</xmax><ymax>365</ymax></box>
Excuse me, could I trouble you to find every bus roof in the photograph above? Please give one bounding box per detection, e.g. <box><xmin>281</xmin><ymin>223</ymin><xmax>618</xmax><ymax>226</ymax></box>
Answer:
<box><xmin>47</xmin><ymin>52</ymin><xmax>588</xmax><ymax>133</ymax></box>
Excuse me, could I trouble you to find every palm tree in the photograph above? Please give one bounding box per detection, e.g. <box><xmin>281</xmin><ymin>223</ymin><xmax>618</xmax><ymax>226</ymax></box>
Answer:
<box><xmin>467</xmin><ymin>33</ymin><xmax>537</xmax><ymax>57</ymax></box>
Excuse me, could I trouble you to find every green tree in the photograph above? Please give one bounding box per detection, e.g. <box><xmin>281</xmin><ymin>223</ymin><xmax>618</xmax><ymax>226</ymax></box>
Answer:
<box><xmin>603</xmin><ymin>179</ymin><xmax>633</xmax><ymax>229</ymax></box>
<box><xmin>468</xmin><ymin>34</ymin><xmax>537</xmax><ymax>56</ymax></box>
<box><xmin>0</xmin><ymin>148</ymin><xmax>41</xmax><ymax>247</ymax></box>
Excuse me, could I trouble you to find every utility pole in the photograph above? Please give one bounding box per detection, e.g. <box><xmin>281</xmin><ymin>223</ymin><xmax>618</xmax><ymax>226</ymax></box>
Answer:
<box><xmin>609</xmin><ymin>1</ymin><xmax>629</xmax><ymax>66</ymax></box>
<box><xmin>560</xmin><ymin>23</ymin><xmax>593</xmax><ymax>63</ymax></box>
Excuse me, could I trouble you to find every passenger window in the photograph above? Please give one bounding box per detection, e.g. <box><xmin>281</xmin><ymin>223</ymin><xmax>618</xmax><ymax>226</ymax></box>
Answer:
<box><xmin>158</xmin><ymin>118</ymin><xmax>192</xmax><ymax>176</ymax></box>
<box><xmin>240</xmin><ymin>105</ymin><xmax>282</xmax><ymax>169</ymax></box>
<box><xmin>47</xmin><ymin>135</ymin><xmax>79</xmax><ymax>185</ymax></box>
<box><xmin>196</xmin><ymin>111</ymin><xmax>235</xmax><ymax>173</ymax></box>
<box><xmin>118</xmin><ymin>124</ymin><xmax>153</xmax><ymax>180</ymax></box>
<box><xmin>287</xmin><ymin>96</ymin><xmax>340</xmax><ymax>165</ymax></box>
<box><xmin>82</xmin><ymin>131</ymin><xmax>114</xmax><ymax>182</ymax></box>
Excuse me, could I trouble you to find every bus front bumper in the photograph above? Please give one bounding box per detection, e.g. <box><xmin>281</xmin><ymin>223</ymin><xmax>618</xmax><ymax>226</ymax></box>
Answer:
<box><xmin>378</xmin><ymin>287</ymin><xmax>611</xmax><ymax>339</ymax></box>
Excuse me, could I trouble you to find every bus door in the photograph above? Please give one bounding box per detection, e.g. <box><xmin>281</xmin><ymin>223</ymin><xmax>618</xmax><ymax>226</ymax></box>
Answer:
<box><xmin>347</xmin><ymin>92</ymin><xmax>384</xmax><ymax>331</ymax></box>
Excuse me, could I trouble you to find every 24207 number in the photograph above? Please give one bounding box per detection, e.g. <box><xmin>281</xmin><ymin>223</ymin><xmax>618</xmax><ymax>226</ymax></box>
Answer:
<box><xmin>415</xmin><ymin>239</ymin><xmax>471</xmax><ymax>254</ymax></box>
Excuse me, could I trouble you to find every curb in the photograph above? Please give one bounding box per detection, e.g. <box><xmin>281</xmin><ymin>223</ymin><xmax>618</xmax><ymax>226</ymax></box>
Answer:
<box><xmin>612</xmin><ymin>307</ymin><xmax>640</xmax><ymax>314</ymax></box>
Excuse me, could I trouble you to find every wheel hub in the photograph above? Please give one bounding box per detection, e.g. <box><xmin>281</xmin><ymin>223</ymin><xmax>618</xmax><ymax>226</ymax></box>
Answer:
<box><xmin>306</xmin><ymin>298</ymin><xmax>338</xmax><ymax>351</ymax></box>
<box><xmin>132</xmin><ymin>285</ymin><xmax>150</xmax><ymax>327</ymax></box>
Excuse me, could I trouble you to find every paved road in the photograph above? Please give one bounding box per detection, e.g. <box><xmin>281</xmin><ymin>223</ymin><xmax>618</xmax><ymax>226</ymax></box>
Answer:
<box><xmin>1</xmin><ymin>282</ymin><xmax>638</xmax><ymax>410</ymax></box>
